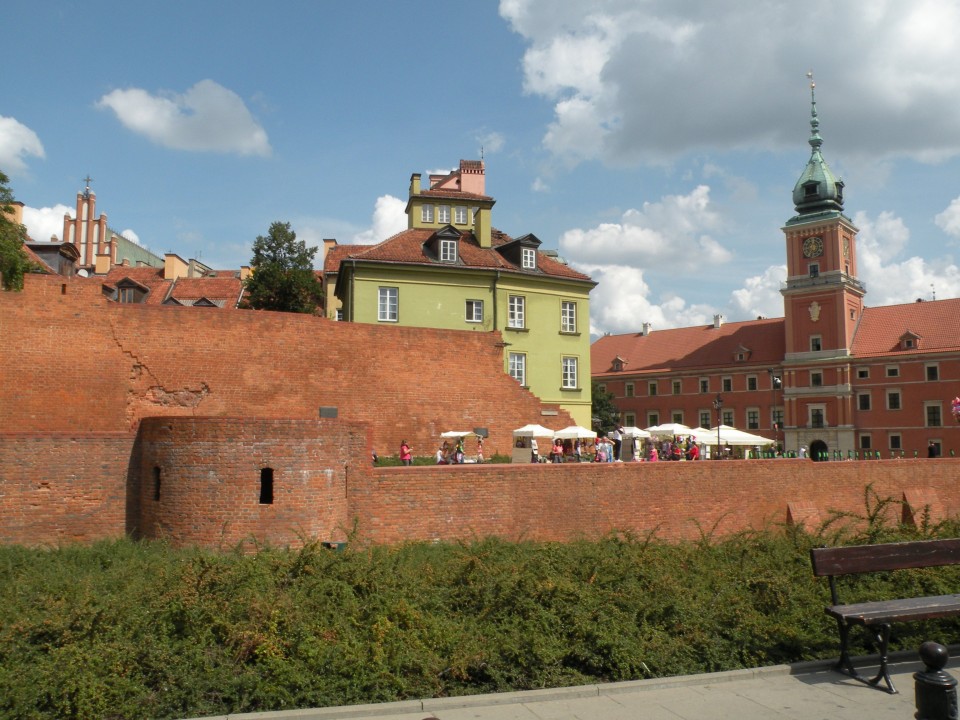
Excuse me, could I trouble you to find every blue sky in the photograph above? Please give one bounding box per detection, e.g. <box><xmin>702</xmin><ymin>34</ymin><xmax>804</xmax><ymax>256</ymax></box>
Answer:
<box><xmin>5</xmin><ymin>1</ymin><xmax>960</xmax><ymax>336</ymax></box>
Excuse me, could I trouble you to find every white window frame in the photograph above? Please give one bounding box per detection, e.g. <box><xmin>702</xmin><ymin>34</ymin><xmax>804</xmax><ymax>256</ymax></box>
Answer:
<box><xmin>624</xmin><ymin>412</ymin><xmax>637</xmax><ymax>427</ymax></box>
<box><xmin>722</xmin><ymin>409</ymin><xmax>734</xmax><ymax>426</ymax></box>
<box><xmin>672</xmin><ymin>380</ymin><xmax>681</xmax><ymax>395</ymax></box>
<box><xmin>926</xmin><ymin>364</ymin><xmax>940</xmax><ymax>381</ymax></box>
<box><xmin>561</xmin><ymin>356</ymin><xmax>578</xmax><ymax>389</ymax></box>
<box><xmin>647</xmin><ymin>412</ymin><xmax>660</xmax><ymax>427</ymax></box>
<box><xmin>378</xmin><ymin>287</ymin><xmax>398</xmax><ymax>322</ymax></box>
<box><xmin>671</xmin><ymin>411</ymin><xmax>684</xmax><ymax>424</ymax></box>
<box><xmin>699</xmin><ymin>378</ymin><xmax>709</xmax><ymax>393</ymax></box>
<box><xmin>437</xmin><ymin>205</ymin><xmax>450</xmax><ymax>224</ymax></box>
<box><xmin>465</xmin><ymin>299</ymin><xmax>483</xmax><ymax>323</ymax></box>
<box><xmin>421</xmin><ymin>204</ymin><xmax>434</xmax><ymax>223</ymax></box>
<box><xmin>521</xmin><ymin>247</ymin><xmax>536</xmax><ymax>270</ymax></box>
<box><xmin>560</xmin><ymin>301</ymin><xmax>577</xmax><ymax>333</ymax></box>
<box><xmin>439</xmin><ymin>238</ymin><xmax>457</xmax><ymax>263</ymax></box>
<box><xmin>507</xmin><ymin>295</ymin><xmax>525</xmax><ymax>329</ymax></box>
<box><xmin>648</xmin><ymin>381</ymin><xmax>658</xmax><ymax>396</ymax></box>
<box><xmin>857</xmin><ymin>392</ymin><xmax>871</xmax><ymax>411</ymax></box>
<box><xmin>722</xmin><ymin>376</ymin><xmax>732</xmax><ymax>393</ymax></box>
<box><xmin>453</xmin><ymin>206</ymin><xmax>467</xmax><ymax>224</ymax></box>
<box><xmin>809</xmin><ymin>404</ymin><xmax>826</xmax><ymax>428</ymax></box>
<box><xmin>508</xmin><ymin>352</ymin><xmax>526</xmax><ymax>386</ymax></box>
<box><xmin>625</xmin><ymin>382</ymin><xmax>634</xmax><ymax>397</ymax></box>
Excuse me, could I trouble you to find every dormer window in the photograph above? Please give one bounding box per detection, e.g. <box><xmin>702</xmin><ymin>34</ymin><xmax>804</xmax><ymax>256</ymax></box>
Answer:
<box><xmin>439</xmin><ymin>238</ymin><xmax>458</xmax><ymax>263</ymax></box>
<box><xmin>521</xmin><ymin>247</ymin><xmax>536</xmax><ymax>270</ymax></box>
<box><xmin>804</xmin><ymin>182</ymin><xmax>819</xmax><ymax>197</ymax></box>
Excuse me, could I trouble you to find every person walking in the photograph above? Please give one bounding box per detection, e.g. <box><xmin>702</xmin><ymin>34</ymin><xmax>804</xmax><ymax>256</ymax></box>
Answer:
<box><xmin>400</xmin><ymin>440</ymin><xmax>412</xmax><ymax>466</ymax></box>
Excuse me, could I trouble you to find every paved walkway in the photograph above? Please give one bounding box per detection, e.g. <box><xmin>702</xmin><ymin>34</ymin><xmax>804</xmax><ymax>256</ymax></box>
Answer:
<box><xmin>189</xmin><ymin>651</ymin><xmax>953</xmax><ymax>720</ymax></box>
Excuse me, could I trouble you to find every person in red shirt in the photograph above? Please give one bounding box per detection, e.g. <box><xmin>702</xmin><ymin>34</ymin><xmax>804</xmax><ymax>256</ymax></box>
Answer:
<box><xmin>686</xmin><ymin>442</ymin><xmax>700</xmax><ymax>461</ymax></box>
<box><xmin>400</xmin><ymin>440</ymin><xmax>412</xmax><ymax>466</ymax></box>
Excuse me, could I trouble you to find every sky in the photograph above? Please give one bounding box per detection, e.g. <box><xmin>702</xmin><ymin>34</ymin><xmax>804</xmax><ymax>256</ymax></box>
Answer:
<box><xmin>5</xmin><ymin>1</ymin><xmax>960</xmax><ymax>338</ymax></box>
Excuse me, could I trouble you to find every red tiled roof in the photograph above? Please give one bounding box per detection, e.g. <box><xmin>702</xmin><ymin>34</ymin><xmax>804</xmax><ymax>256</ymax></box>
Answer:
<box><xmin>100</xmin><ymin>266</ymin><xmax>171</xmax><ymax>304</ymax></box>
<box><xmin>332</xmin><ymin>227</ymin><xmax>593</xmax><ymax>283</ymax></box>
<box><xmin>323</xmin><ymin>244</ymin><xmax>366</xmax><ymax>273</ymax></box>
<box><xmin>418</xmin><ymin>188</ymin><xmax>494</xmax><ymax>202</ymax></box>
<box><xmin>168</xmin><ymin>276</ymin><xmax>244</xmax><ymax>307</ymax></box>
<box><xmin>852</xmin><ymin>298</ymin><xmax>960</xmax><ymax>357</ymax></box>
<box><xmin>592</xmin><ymin>318</ymin><xmax>787</xmax><ymax>376</ymax></box>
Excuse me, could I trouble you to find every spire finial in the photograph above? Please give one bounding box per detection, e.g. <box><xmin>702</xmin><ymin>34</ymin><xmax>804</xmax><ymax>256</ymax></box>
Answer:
<box><xmin>806</xmin><ymin>70</ymin><xmax>822</xmax><ymax>152</ymax></box>
<box><xmin>82</xmin><ymin>174</ymin><xmax>93</xmax><ymax>198</ymax></box>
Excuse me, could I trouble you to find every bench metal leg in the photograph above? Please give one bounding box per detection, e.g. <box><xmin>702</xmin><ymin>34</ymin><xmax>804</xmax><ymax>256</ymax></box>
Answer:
<box><xmin>833</xmin><ymin>621</ymin><xmax>897</xmax><ymax>694</ymax></box>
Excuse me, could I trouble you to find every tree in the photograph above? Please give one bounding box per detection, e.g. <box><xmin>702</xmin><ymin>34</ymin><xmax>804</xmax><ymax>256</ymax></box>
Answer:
<box><xmin>0</xmin><ymin>171</ymin><xmax>31</xmax><ymax>291</ymax></box>
<box><xmin>243</xmin><ymin>221</ymin><xmax>323</xmax><ymax>313</ymax></box>
<box><xmin>591</xmin><ymin>379</ymin><xmax>621</xmax><ymax>434</ymax></box>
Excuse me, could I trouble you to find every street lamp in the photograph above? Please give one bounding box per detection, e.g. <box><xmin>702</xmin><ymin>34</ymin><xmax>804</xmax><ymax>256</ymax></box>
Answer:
<box><xmin>713</xmin><ymin>394</ymin><xmax>724</xmax><ymax>458</ymax></box>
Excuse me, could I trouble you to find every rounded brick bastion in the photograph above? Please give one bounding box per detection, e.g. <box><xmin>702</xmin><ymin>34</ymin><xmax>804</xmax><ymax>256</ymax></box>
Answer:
<box><xmin>136</xmin><ymin>416</ymin><xmax>366</xmax><ymax>549</ymax></box>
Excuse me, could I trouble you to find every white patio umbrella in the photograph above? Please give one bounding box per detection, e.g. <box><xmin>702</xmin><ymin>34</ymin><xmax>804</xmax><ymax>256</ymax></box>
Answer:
<box><xmin>512</xmin><ymin>424</ymin><xmax>557</xmax><ymax>437</ymax></box>
<box><xmin>709</xmin><ymin>425</ymin><xmax>775</xmax><ymax>446</ymax></box>
<box><xmin>620</xmin><ymin>426</ymin><xmax>651</xmax><ymax>438</ymax></box>
<box><xmin>687</xmin><ymin>428</ymin><xmax>712</xmax><ymax>442</ymax></box>
<box><xmin>553</xmin><ymin>425</ymin><xmax>598</xmax><ymax>439</ymax></box>
<box><xmin>646</xmin><ymin>423</ymin><xmax>693</xmax><ymax>437</ymax></box>
<box><xmin>440</xmin><ymin>430</ymin><xmax>475</xmax><ymax>438</ymax></box>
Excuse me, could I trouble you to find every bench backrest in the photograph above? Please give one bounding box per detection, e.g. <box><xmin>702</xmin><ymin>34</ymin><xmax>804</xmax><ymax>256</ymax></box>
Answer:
<box><xmin>810</xmin><ymin>538</ymin><xmax>960</xmax><ymax>577</ymax></box>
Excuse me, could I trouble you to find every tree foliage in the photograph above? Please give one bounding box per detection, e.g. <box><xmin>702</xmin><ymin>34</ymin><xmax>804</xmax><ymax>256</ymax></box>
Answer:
<box><xmin>591</xmin><ymin>379</ymin><xmax>621</xmax><ymax>433</ymax></box>
<box><xmin>0</xmin><ymin>171</ymin><xmax>31</xmax><ymax>291</ymax></box>
<box><xmin>243</xmin><ymin>221</ymin><xmax>323</xmax><ymax>313</ymax></box>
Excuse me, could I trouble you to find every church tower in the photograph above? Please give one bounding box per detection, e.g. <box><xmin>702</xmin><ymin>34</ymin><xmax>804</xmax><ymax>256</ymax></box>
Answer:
<box><xmin>781</xmin><ymin>76</ymin><xmax>865</xmax><ymax>359</ymax></box>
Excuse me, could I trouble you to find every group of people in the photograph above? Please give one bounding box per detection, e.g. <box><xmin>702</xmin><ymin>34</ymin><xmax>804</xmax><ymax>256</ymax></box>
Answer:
<box><xmin>436</xmin><ymin>436</ymin><xmax>483</xmax><ymax>464</ymax></box>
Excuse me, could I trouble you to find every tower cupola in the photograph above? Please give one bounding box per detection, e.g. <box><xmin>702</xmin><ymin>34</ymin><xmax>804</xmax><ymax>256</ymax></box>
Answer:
<box><xmin>792</xmin><ymin>73</ymin><xmax>844</xmax><ymax>215</ymax></box>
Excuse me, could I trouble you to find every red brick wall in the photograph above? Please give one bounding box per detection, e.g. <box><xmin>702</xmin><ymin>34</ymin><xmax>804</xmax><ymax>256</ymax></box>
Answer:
<box><xmin>0</xmin><ymin>275</ymin><xmax>573</xmax><ymax>455</ymax></box>
<box><xmin>350</xmin><ymin>458</ymin><xmax>960</xmax><ymax>544</ymax></box>
<box><xmin>136</xmin><ymin>417</ymin><xmax>367</xmax><ymax>549</ymax></box>
<box><xmin>0</xmin><ymin>432</ymin><xmax>134</xmax><ymax>545</ymax></box>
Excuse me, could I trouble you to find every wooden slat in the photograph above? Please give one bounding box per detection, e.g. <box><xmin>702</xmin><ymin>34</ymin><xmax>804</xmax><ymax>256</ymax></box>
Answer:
<box><xmin>810</xmin><ymin>538</ymin><xmax>960</xmax><ymax>576</ymax></box>
<box><xmin>825</xmin><ymin>594</ymin><xmax>960</xmax><ymax>625</ymax></box>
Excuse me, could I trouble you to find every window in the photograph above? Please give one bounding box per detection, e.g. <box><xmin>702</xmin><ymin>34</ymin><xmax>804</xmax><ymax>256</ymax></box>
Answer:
<box><xmin>335</xmin><ymin>309</ymin><xmax>343</xmax><ymax>321</ymax></box>
<box><xmin>648</xmin><ymin>381</ymin><xmax>658</xmax><ymax>396</ymax></box>
<box><xmin>465</xmin><ymin>300</ymin><xmax>483</xmax><ymax>323</ymax></box>
<box><xmin>259</xmin><ymin>468</ymin><xmax>274</xmax><ymax>505</ymax></box>
<box><xmin>439</xmin><ymin>238</ymin><xmax>457</xmax><ymax>262</ymax></box>
<box><xmin>118</xmin><ymin>286</ymin><xmax>137</xmax><ymax>303</ymax></box>
<box><xmin>747</xmin><ymin>409</ymin><xmax>759</xmax><ymax>430</ymax></box>
<box><xmin>671</xmin><ymin>411</ymin><xmax>684</xmax><ymax>424</ymax></box>
<box><xmin>700</xmin><ymin>378</ymin><xmax>709</xmax><ymax>393</ymax></box>
<box><xmin>857</xmin><ymin>393</ymin><xmax>871</xmax><ymax>411</ymax></box>
<box><xmin>438</xmin><ymin>205</ymin><xmax>450</xmax><ymax>223</ymax></box>
<box><xmin>887</xmin><ymin>390</ymin><xmax>901</xmax><ymax>410</ymax></box>
<box><xmin>378</xmin><ymin>287</ymin><xmax>398</xmax><ymax>322</ymax></box>
<box><xmin>886</xmin><ymin>365</ymin><xmax>899</xmax><ymax>378</ymax></box>
<box><xmin>810</xmin><ymin>336</ymin><xmax>822</xmax><ymax>352</ymax></box>
<box><xmin>421</xmin><ymin>204</ymin><xmax>434</xmax><ymax>223</ymax></box>
<box><xmin>521</xmin><ymin>247</ymin><xmax>536</xmax><ymax>270</ymax></box>
<box><xmin>809</xmin><ymin>263</ymin><xmax>819</xmax><ymax>277</ymax></box>
<box><xmin>857</xmin><ymin>367</ymin><xmax>869</xmax><ymax>379</ymax></box>
<box><xmin>810</xmin><ymin>407</ymin><xmax>825</xmax><ymax>428</ymax></box>
<box><xmin>625</xmin><ymin>382</ymin><xmax>634</xmax><ymax>398</ymax></box>
<box><xmin>722</xmin><ymin>410</ymin><xmax>734</xmax><ymax>426</ymax></box>
<box><xmin>772</xmin><ymin>408</ymin><xmax>784</xmax><ymax>430</ymax></box>
<box><xmin>810</xmin><ymin>371</ymin><xmax>823</xmax><ymax>387</ymax></box>
<box><xmin>454</xmin><ymin>206</ymin><xmax>467</xmax><ymax>224</ymax></box>
<box><xmin>699</xmin><ymin>411</ymin><xmax>711</xmax><ymax>428</ymax></box>
<box><xmin>561</xmin><ymin>357</ymin><xmax>578</xmax><ymax>389</ymax></box>
<box><xmin>647</xmin><ymin>412</ymin><xmax>660</xmax><ymax>427</ymax></box>
<box><xmin>722</xmin><ymin>376</ymin><xmax>732</xmax><ymax>392</ymax></box>
<box><xmin>926</xmin><ymin>403</ymin><xmax>942</xmax><ymax>427</ymax></box>
<box><xmin>860</xmin><ymin>434</ymin><xmax>872</xmax><ymax>450</ymax></box>
<box><xmin>507</xmin><ymin>295</ymin><xmax>525</xmax><ymax>328</ymax></box>
<box><xmin>508</xmin><ymin>352</ymin><xmax>526</xmax><ymax>386</ymax></box>
<box><xmin>926</xmin><ymin>365</ymin><xmax>940</xmax><ymax>381</ymax></box>
<box><xmin>152</xmin><ymin>466</ymin><xmax>161</xmax><ymax>502</ymax></box>
<box><xmin>672</xmin><ymin>380</ymin><xmax>681</xmax><ymax>395</ymax></box>
<box><xmin>624</xmin><ymin>413</ymin><xmax>636</xmax><ymax>427</ymax></box>
<box><xmin>747</xmin><ymin>376</ymin><xmax>758</xmax><ymax>391</ymax></box>
<box><xmin>560</xmin><ymin>301</ymin><xmax>577</xmax><ymax>333</ymax></box>
<box><xmin>889</xmin><ymin>433</ymin><xmax>902</xmax><ymax>451</ymax></box>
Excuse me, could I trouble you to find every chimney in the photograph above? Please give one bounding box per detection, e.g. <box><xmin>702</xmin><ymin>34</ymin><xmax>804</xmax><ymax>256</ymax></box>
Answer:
<box><xmin>713</xmin><ymin>314</ymin><xmax>724</xmax><ymax>329</ymax></box>
<box><xmin>641</xmin><ymin>322</ymin><xmax>652</xmax><ymax>336</ymax></box>
<box><xmin>322</xmin><ymin>238</ymin><xmax>337</xmax><ymax>263</ymax></box>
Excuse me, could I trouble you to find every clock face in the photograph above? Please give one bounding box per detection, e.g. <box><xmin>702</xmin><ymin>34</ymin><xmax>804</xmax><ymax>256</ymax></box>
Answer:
<box><xmin>802</xmin><ymin>236</ymin><xmax>824</xmax><ymax>258</ymax></box>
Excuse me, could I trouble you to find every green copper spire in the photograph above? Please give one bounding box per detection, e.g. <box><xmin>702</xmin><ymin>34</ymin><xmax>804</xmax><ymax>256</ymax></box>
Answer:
<box><xmin>791</xmin><ymin>71</ymin><xmax>844</xmax><ymax>215</ymax></box>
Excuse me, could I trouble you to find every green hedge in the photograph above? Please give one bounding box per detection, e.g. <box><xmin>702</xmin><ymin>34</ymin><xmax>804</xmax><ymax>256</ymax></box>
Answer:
<box><xmin>2</xmin><ymin>488</ymin><xmax>960</xmax><ymax>719</ymax></box>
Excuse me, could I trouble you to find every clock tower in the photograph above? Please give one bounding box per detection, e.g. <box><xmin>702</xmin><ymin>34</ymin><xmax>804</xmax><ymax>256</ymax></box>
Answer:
<box><xmin>781</xmin><ymin>76</ymin><xmax>865</xmax><ymax>359</ymax></box>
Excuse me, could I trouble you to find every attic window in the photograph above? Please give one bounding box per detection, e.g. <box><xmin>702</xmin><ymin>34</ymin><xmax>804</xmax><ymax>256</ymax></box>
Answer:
<box><xmin>611</xmin><ymin>357</ymin><xmax>624</xmax><ymax>372</ymax></box>
<box><xmin>804</xmin><ymin>182</ymin><xmax>819</xmax><ymax>197</ymax></box>
<box><xmin>439</xmin><ymin>238</ymin><xmax>458</xmax><ymax>263</ymax></box>
<box><xmin>521</xmin><ymin>247</ymin><xmax>536</xmax><ymax>270</ymax></box>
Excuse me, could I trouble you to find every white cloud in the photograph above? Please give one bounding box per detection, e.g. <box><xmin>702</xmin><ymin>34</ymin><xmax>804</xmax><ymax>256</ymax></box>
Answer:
<box><xmin>351</xmin><ymin>194</ymin><xmax>407</xmax><ymax>245</ymax></box>
<box><xmin>729</xmin><ymin>264</ymin><xmax>788</xmax><ymax>320</ymax></box>
<box><xmin>934</xmin><ymin>196</ymin><xmax>960</xmax><ymax>240</ymax></box>
<box><xmin>21</xmin><ymin>204</ymin><xmax>72</xmax><ymax>243</ymax></box>
<box><xmin>501</xmin><ymin>1</ymin><xmax>960</xmax><ymax>167</ymax></box>
<box><xmin>121</xmin><ymin>229</ymin><xmax>141</xmax><ymax>245</ymax></box>
<box><xmin>96</xmin><ymin>79</ymin><xmax>271</xmax><ymax>156</ymax></box>
<box><xmin>476</xmin><ymin>131</ymin><xmax>505</xmax><ymax>155</ymax></box>
<box><xmin>0</xmin><ymin>116</ymin><xmax>45</xmax><ymax>174</ymax></box>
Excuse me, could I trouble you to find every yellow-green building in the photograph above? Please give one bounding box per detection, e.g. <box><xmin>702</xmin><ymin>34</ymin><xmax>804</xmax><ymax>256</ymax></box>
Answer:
<box><xmin>325</xmin><ymin>160</ymin><xmax>596</xmax><ymax>426</ymax></box>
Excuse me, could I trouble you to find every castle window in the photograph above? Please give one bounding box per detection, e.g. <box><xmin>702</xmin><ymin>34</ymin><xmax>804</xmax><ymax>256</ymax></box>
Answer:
<box><xmin>647</xmin><ymin>412</ymin><xmax>660</xmax><ymax>427</ymax></box>
<box><xmin>152</xmin><ymin>466</ymin><xmax>161</xmax><ymax>501</ymax></box>
<box><xmin>925</xmin><ymin>403</ymin><xmax>942</xmax><ymax>428</ymax></box>
<box><xmin>886</xmin><ymin>390</ymin><xmax>901</xmax><ymax>410</ymax></box>
<box><xmin>804</xmin><ymin>183</ymin><xmax>819</xmax><ymax>197</ymax></box>
<box><xmin>672</xmin><ymin>380</ymin><xmax>681</xmax><ymax>395</ymax></box>
<box><xmin>810</xmin><ymin>336</ymin><xmax>822</xmax><ymax>352</ymax></box>
<box><xmin>722</xmin><ymin>376</ymin><xmax>732</xmax><ymax>393</ymax></box>
<box><xmin>722</xmin><ymin>410</ymin><xmax>734</xmax><ymax>426</ymax></box>
<box><xmin>926</xmin><ymin>364</ymin><xmax>939</xmax><ymax>381</ymax></box>
<box><xmin>810</xmin><ymin>371</ymin><xmax>823</xmax><ymax>387</ymax></box>
<box><xmin>648</xmin><ymin>381</ymin><xmax>658</xmax><ymax>396</ymax></box>
<box><xmin>809</xmin><ymin>407</ymin><xmax>825</xmax><ymax>429</ymax></box>
<box><xmin>858</xmin><ymin>392</ymin><xmax>871</xmax><ymax>411</ymax></box>
<box><xmin>700</xmin><ymin>378</ymin><xmax>709</xmax><ymax>393</ymax></box>
<box><xmin>747</xmin><ymin>408</ymin><xmax>759</xmax><ymax>430</ymax></box>
<box><xmin>747</xmin><ymin>375</ymin><xmax>758</xmax><ymax>391</ymax></box>
<box><xmin>889</xmin><ymin>433</ymin><xmax>902</xmax><ymax>451</ymax></box>
<box><xmin>625</xmin><ymin>382</ymin><xmax>634</xmax><ymax>397</ymax></box>
<box><xmin>624</xmin><ymin>412</ymin><xmax>636</xmax><ymax>427</ymax></box>
<box><xmin>857</xmin><ymin>367</ymin><xmax>869</xmax><ymax>379</ymax></box>
<box><xmin>699</xmin><ymin>410</ymin><xmax>711</xmax><ymax>428</ymax></box>
<box><xmin>671</xmin><ymin>411</ymin><xmax>684</xmax><ymax>424</ymax></box>
<box><xmin>886</xmin><ymin>365</ymin><xmax>899</xmax><ymax>378</ymax></box>
<box><xmin>259</xmin><ymin>468</ymin><xmax>274</xmax><ymax>505</ymax></box>
<box><xmin>809</xmin><ymin>263</ymin><xmax>819</xmax><ymax>278</ymax></box>
<box><xmin>859</xmin><ymin>434</ymin><xmax>872</xmax><ymax>450</ymax></box>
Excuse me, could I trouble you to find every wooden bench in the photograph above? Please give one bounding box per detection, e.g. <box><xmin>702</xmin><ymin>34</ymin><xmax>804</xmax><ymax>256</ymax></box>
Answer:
<box><xmin>810</xmin><ymin>538</ymin><xmax>960</xmax><ymax>693</ymax></box>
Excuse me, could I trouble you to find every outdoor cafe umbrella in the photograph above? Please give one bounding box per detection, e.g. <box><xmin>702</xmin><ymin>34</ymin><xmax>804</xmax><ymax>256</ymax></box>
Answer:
<box><xmin>553</xmin><ymin>425</ymin><xmax>598</xmax><ymax>439</ymax></box>
<box><xmin>512</xmin><ymin>424</ymin><xmax>557</xmax><ymax>437</ymax></box>
<box><xmin>645</xmin><ymin>422</ymin><xmax>693</xmax><ymax>437</ymax></box>
<box><xmin>620</xmin><ymin>426</ymin><xmax>651</xmax><ymax>438</ymax></box>
<box><xmin>709</xmin><ymin>424</ymin><xmax>775</xmax><ymax>446</ymax></box>
<box><xmin>440</xmin><ymin>430</ymin><xmax>475</xmax><ymax>438</ymax></box>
